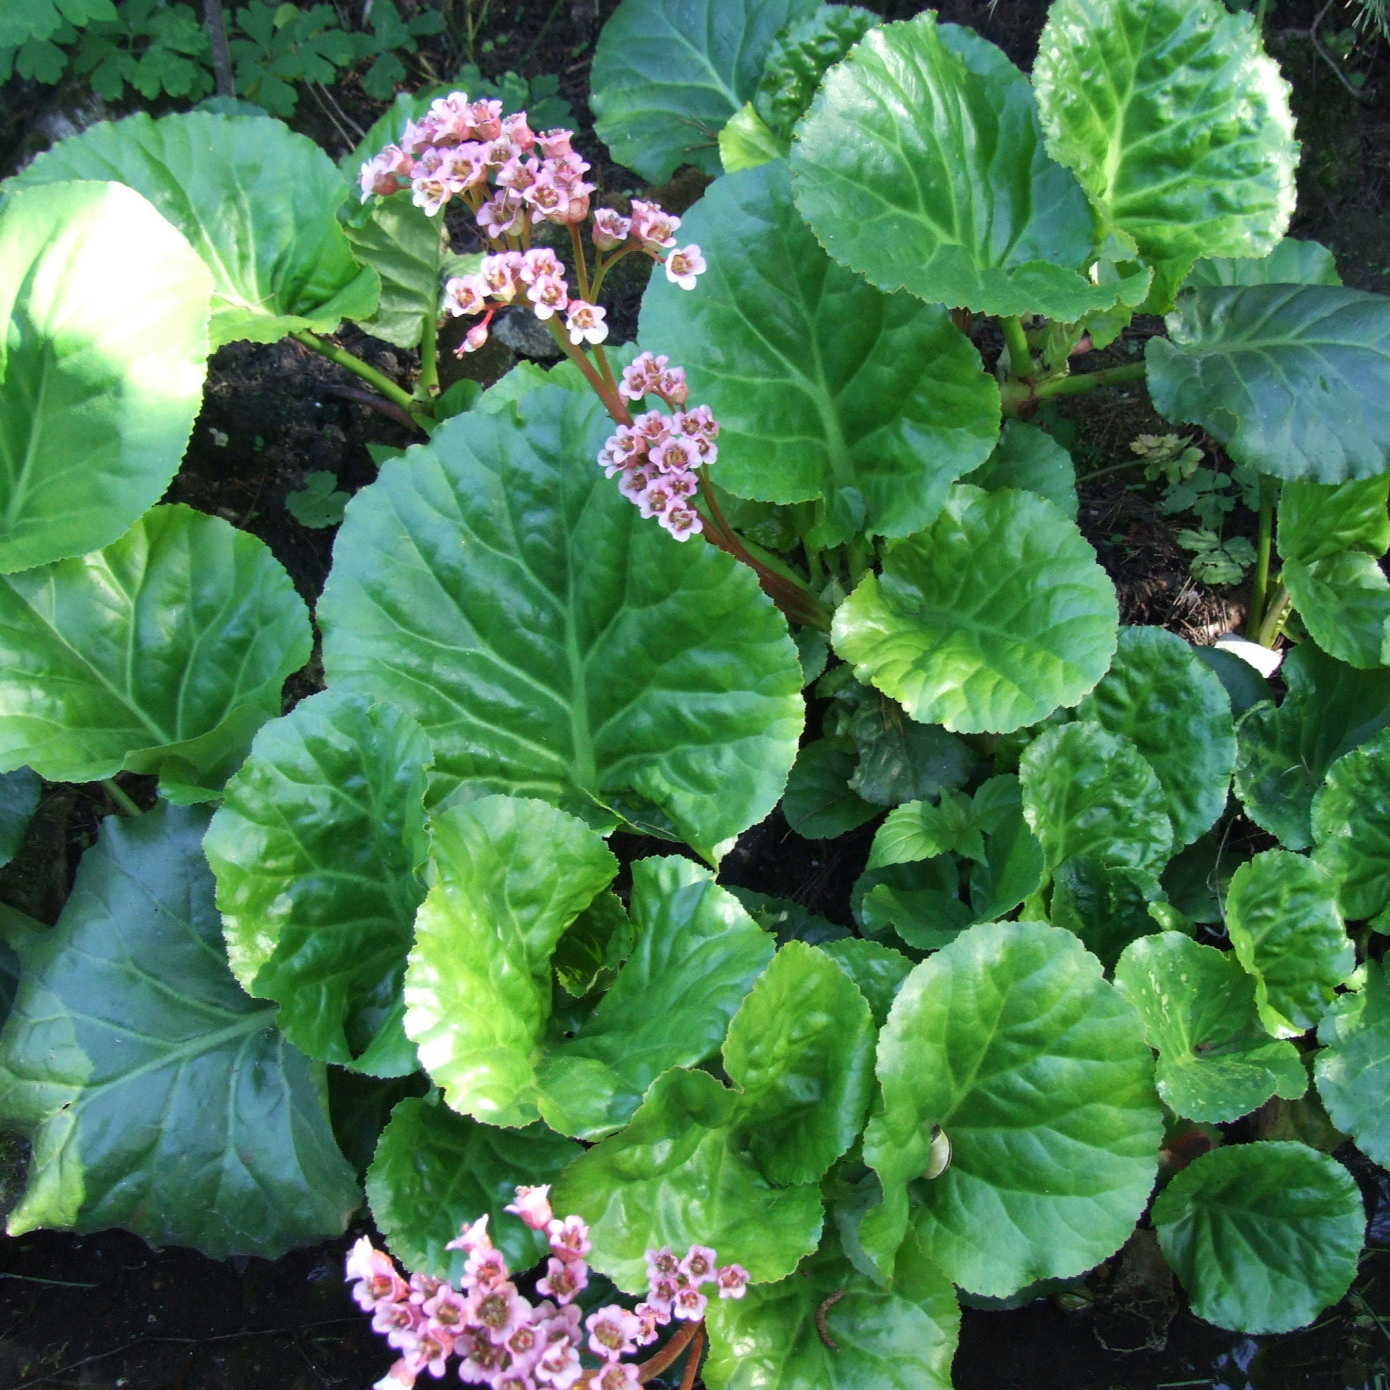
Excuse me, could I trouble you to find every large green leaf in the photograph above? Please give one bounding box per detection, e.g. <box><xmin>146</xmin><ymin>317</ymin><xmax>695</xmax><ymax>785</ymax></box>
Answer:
<box><xmin>703</xmin><ymin>1226</ymin><xmax>959</xmax><ymax>1390</ymax></box>
<box><xmin>0</xmin><ymin>181</ymin><xmax>209</xmax><ymax>573</ymax></box>
<box><xmin>1225</xmin><ymin>850</ymin><xmax>1352</xmax><ymax>1038</ymax></box>
<box><xmin>0</xmin><ymin>504</ymin><xmax>311</xmax><ymax>793</ymax></box>
<box><xmin>639</xmin><ymin>160</ymin><xmax>1000</xmax><ymax>545</ymax></box>
<box><xmin>1282</xmin><ymin>552</ymin><xmax>1390</xmax><ymax>670</ymax></box>
<box><xmin>590</xmin><ymin>0</ymin><xmax>820</xmax><ymax>181</ymax></box>
<box><xmin>1077</xmin><ymin>626</ymin><xmax>1235</xmax><ymax>847</ymax></box>
<box><xmin>403</xmin><ymin>797</ymin><xmax>617</xmax><ymax>1128</ymax></box>
<box><xmin>791</xmin><ymin>16</ymin><xmax>1141</xmax><ymax>320</ymax></box>
<box><xmin>1315</xmin><ymin>960</ymin><xmax>1390</xmax><ymax>1167</ymax></box>
<box><xmin>204</xmin><ymin>691</ymin><xmax>432</xmax><ymax>1075</ymax></box>
<box><xmin>1278</xmin><ymin>475</ymin><xmax>1390</xmax><ymax>567</ymax></box>
<box><xmin>340</xmin><ymin>194</ymin><xmax>444</xmax><ymax>351</ymax></box>
<box><xmin>863</xmin><ymin>919</ymin><xmax>1162</xmax><ymax>1296</ymax></box>
<box><xmin>365</xmin><ymin>1096</ymin><xmax>578</xmax><ymax>1283</ymax></box>
<box><xmin>552</xmin><ymin>1067</ymin><xmax>824</xmax><ymax>1292</ymax></box>
<box><xmin>1147</xmin><ymin>285</ymin><xmax>1390</xmax><ymax>483</ymax></box>
<box><xmin>960</xmin><ymin>420</ymin><xmax>1077</xmax><ymax>520</ymax></box>
<box><xmin>820</xmin><ymin>937</ymin><xmax>913</xmax><ymax>1028</ymax></box>
<box><xmin>0</xmin><ymin>802</ymin><xmax>359</xmax><ymax>1258</ymax></box>
<box><xmin>318</xmin><ymin>386</ymin><xmax>803</xmax><ymax>856</ymax></box>
<box><xmin>1185</xmin><ymin>238</ymin><xmax>1341</xmax><ymax>290</ymax></box>
<box><xmin>1033</xmin><ymin>0</ymin><xmax>1296</xmax><ymax>264</ymax></box>
<box><xmin>1152</xmin><ymin>1143</ymin><xmax>1364</xmax><ymax>1333</ymax></box>
<box><xmin>7</xmin><ymin>111</ymin><xmax>379</xmax><ymax>346</ymax></box>
<box><xmin>832</xmin><ymin>486</ymin><xmax>1118</xmax><ymax>735</ymax></box>
<box><xmin>1114</xmin><ymin>933</ymin><xmax>1304</xmax><ymax>1122</ymax></box>
<box><xmin>1312</xmin><ymin>727</ymin><xmax>1390</xmax><ymax>923</ymax></box>
<box><xmin>1233</xmin><ymin>643</ymin><xmax>1390</xmax><ymax>849</ymax></box>
<box><xmin>1020</xmin><ymin>722</ymin><xmax>1173</xmax><ymax>878</ymax></box>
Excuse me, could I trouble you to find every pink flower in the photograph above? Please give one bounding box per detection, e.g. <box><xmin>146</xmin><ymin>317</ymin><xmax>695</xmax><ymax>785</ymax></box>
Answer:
<box><xmin>456</xmin><ymin>1330</ymin><xmax>509</xmax><ymax>1385</ymax></box>
<box><xmin>505</xmin><ymin>1184</ymin><xmax>554</xmax><ymax>1231</ymax></box>
<box><xmin>676</xmin><ymin>404</ymin><xmax>719</xmax><ymax>439</ymax></box>
<box><xmin>533</xmin><ymin>1338</ymin><xmax>583</xmax><ymax>1389</ymax></box>
<box><xmin>680</xmin><ymin>1245</ymin><xmax>718</xmax><ymax>1284</ymax></box>
<box><xmin>347</xmin><ymin>1237</ymin><xmax>408</xmax><ymax>1311</ymax></box>
<box><xmin>565</xmin><ymin>300</ymin><xmax>608</xmax><ymax>345</ymax></box>
<box><xmin>359</xmin><ymin>148</ymin><xmax>407</xmax><ymax>200</ymax></box>
<box><xmin>555</xmin><ymin>188</ymin><xmax>592</xmax><ymax>225</ymax></box>
<box><xmin>440</xmin><ymin>143</ymin><xmax>488</xmax><ymax>191</ymax></box>
<box><xmin>536</xmin><ymin>1255</ymin><xmax>588</xmax><ymax>1304</ymax></box>
<box><xmin>646</xmin><ymin>1273</ymin><xmax>678</xmax><ymax>1311</ymax></box>
<box><xmin>538</xmin><ymin>128</ymin><xmax>574</xmax><ymax>158</ymax></box>
<box><xmin>459</xmin><ymin>321</ymin><xmax>491</xmax><ymax>354</ymax></box>
<box><xmin>481</xmin><ymin>252</ymin><xmax>525</xmax><ymax>302</ymax></box>
<box><xmin>518</xmin><ymin>247</ymin><xmax>562</xmax><ymax>284</ymax></box>
<box><xmin>591</xmin><ymin>208</ymin><xmax>632</xmax><ymax>251</ymax></box>
<box><xmin>374</xmin><ymin>1358</ymin><xmax>417</xmax><ymax>1390</ymax></box>
<box><xmin>465</xmin><ymin>1244</ymin><xmax>510</xmax><ymax>1292</ymax></box>
<box><xmin>524</xmin><ymin>174</ymin><xmax>566</xmax><ymax>224</ymax></box>
<box><xmin>664</xmin><ymin>245</ymin><xmax>706</xmax><ymax>290</ymax></box>
<box><xmin>408</xmin><ymin>1272</ymin><xmax>444</xmax><ymax>1305</ymax></box>
<box><xmin>401</xmin><ymin>1325</ymin><xmax>453</xmax><ymax>1379</ymax></box>
<box><xmin>632</xmin><ymin>1302</ymin><xmax>669</xmax><ymax>1345</ymax></box>
<box><xmin>672</xmin><ymin>1281</ymin><xmax>708</xmax><ymax>1319</ymax></box>
<box><xmin>660</xmin><ymin>505</ymin><xmax>703</xmax><ymax>541</ymax></box>
<box><xmin>399</xmin><ymin>116</ymin><xmax>435</xmax><ymax>155</ymax></box>
<box><xmin>501</xmin><ymin>112</ymin><xmax>537</xmax><ymax>151</ymax></box>
<box><xmin>504</xmin><ymin>1317</ymin><xmax>545</xmax><ymax>1371</ymax></box>
<box><xmin>656</xmin><ymin>367</ymin><xmax>688</xmax><ymax>406</ymax></box>
<box><xmin>629</xmin><ymin>199</ymin><xmax>679</xmax><ymax>249</ymax></box>
<box><xmin>445</xmin><ymin>1215</ymin><xmax>492</xmax><ymax>1255</ymax></box>
<box><xmin>465</xmin><ymin>98</ymin><xmax>504</xmax><ymax>141</ymax></box>
<box><xmin>617</xmin><ymin>466</ymin><xmax>653</xmax><ymax>505</ymax></box>
<box><xmin>421</xmin><ymin>1283</ymin><xmax>467</xmax><ymax>1333</ymax></box>
<box><xmin>410</xmin><ymin>176</ymin><xmax>451</xmax><ymax>217</ymax></box>
<box><xmin>650</xmin><ymin>435</ymin><xmax>697</xmax><ymax>476</ymax></box>
<box><xmin>495</xmin><ymin>1374</ymin><xmax>537</xmax><ymax>1390</ymax></box>
<box><xmin>598</xmin><ymin>427</ymin><xmax>645</xmax><ymax>477</ymax></box>
<box><xmin>632</xmin><ymin>410</ymin><xmax>672</xmax><ymax>446</ymax></box>
<box><xmin>593</xmin><ymin>1363</ymin><xmax>640</xmax><ymax>1390</ymax></box>
<box><xmin>443</xmin><ymin>274</ymin><xmax>489</xmax><ymax>318</ymax></box>
<box><xmin>468</xmin><ymin>1283</ymin><xmax>529</xmax><ymax>1341</ymax></box>
<box><xmin>373</xmin><ymin>1298</ymin><xmax>423</xmax><ymax>1348</ymax></box>
<box><xmin>716</xmin><ymin>1263</ymin><xmax>750</xmax><ymax>1299</ymax></box>
<box><xmin>478</xmin><ymin>191</ymin><xmax>524</xmax><ymax>240</ymax></box>
<box><xmin>646</xmin><ymin>1247</ymin><xmax>680</xmax><ymax>1283</ymax></box>
<box><xmin>498</xmin><ymin>155</ymin><xmax>542</xmax><ymax>194</ymax></box>
<box><xmin>586</xmin><ymin>1305</ymin><xmax>642</xmax><ymax>1360</ymax></box>
<box><xmin>527</xmin><ymin>274</ymin><xmax>569</xmax><ymax>320</ymax></box>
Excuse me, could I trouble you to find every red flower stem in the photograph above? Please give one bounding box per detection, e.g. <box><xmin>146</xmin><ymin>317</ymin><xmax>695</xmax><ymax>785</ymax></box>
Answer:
<box><xmin>588</xmin><ymin>244</ymin><xmax>641</xmax><ymax>301</ymax></box>
<box><xmin>638</xmin><ymin>1320</ymin><xmax>701</xmax><ymax>1383</ymax></box>
<box><xmin>569</xmin><ymin>221</ymin><xmax>592</xmax><ymax>303</ymax></box>
<box><xmin>593</xmin><ymin>343</ymin><xmax>619</xmax><ymax>394</ymax></box>
<box><xmin>676</xmin><ymin>1321</ymin><xmax>705</xmax><ymax>1390</ymax></box>
<box><xmin>543</xmin><ymin>318</ymin><xmax>631</xmax><ymax>423</ymax></box>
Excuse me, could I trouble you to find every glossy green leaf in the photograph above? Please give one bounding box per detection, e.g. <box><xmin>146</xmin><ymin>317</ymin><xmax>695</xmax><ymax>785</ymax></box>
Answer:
<box><xmin>1193</xmin><ymin>646</ymin><xmax>1272</xmax><ymax>719</ymax></box>
<box><xmin>1033</xmin><ymin>0</ymin><xmax>1296</xmax><ymax>264</ymax></box>
<box><xmin>1020</xmin><ymin>722</ymin><xmax>1173</xmax><ymax>878</ymax></box>
<box><xmin>1077</xmin><ymin>626</ymin><xmax>1236</xmax><ymax>846</ymax></box>
<box><xmin>0</xmin><ymin>768</ymin><xmax>39</xmax><ymax>870</ymax></box>
<box><xmin>833</xmin><ymin>486</ymin><xmax>1118</xmax><ymax>735</ymax></box>
<box><xmin>640</xmin><ymin>160</ymin><xmax>1000</xmax><ymax>545</ymax></box>
<box><xmin>0</xmin><ymin>802</ymin><xmax>359</xmax><ymax>1257</ymax></box>
<box><xmin>1147</xmin><ymin>285</ymin><xmax>1390</xmax><ymax>483</ymax></box>
<box><xmin>204</xmin><ymin>691</ymin><xmax>431</xmax><ymax>1074</ymax></box>
<box><xmin>1282</xmin><ymin>553</ymin><xmax>1390</xmax><ymax>671</ymax></box>
<box><xmin>844</xmin><ymin>701</ymin><xmax>972</xmax><ymax>808</ymax></box>
<box><xmin>719</xmin><ymin>102</ymin><xmax>785</xmax><ymax>174</ymax></box>
<box><xmin>869</xmin><ymin>794</ymin><xmax>983</xmax><ymax>871</ymax></box>
<box><xmin>724</xmin><ymin>941</ymin><xmax>874</xmax><ymax>1184</ymax></box>
<box><xmin>340</xmin><ymin>194</ymin><xmax>443</xmax><ymax>350</ymax></box>
<box><xmin>535</xmin><ymin>856</ymin><xmax>774</xmax><ymax>1139</ymax></box>
<box><xmin>366</xmin><ymin>1096</ymin><xmax>578</xmax><ymax>1283</ymax></box>
<box><xmin>960</xmin><ymin>420</ymin><xmax>1078</xmax><ymax>520</ymax></box>
<box><xmin>0</xmin><ymin>504</ymin><xmax>311</xmax><ymax>792</ymax></box>
<box><xmin>1316</xmin><ymin>960</ymin><xmax>1390</xmax><ymax>1167</ymax></box>
<box><xmin>864</xmin><ymin>919</ymin><xmax>1162</xmax><ymax>1296</ymax></box>
<box><xmin>552</xmin><ymin>1067</ymin><xmax>824</xmax><ymax>1292</ymax></box>
<box><xmin>552</xmin><ymin>891</ymin><xmax>633</xmax><ymax>998</ymax></box>
<box><xmin>858</xmin><ymin>858</ymin><xmax>974</xmax><ymax>952</ymax></box>
<box><xmin>819</xmin><ymin>937</ymin><xmax>913</xmax><ymax>1028</ymax></box>
<box><xmin>1115</xmin><ymin>933</ymin><xmax>1304</xmax><ymax>1122</ymax></box>
<box><xmin>590</xmin><ymin>0</ymin><xmax>820</xmax><ymax>180</ymax></box>
<box><xmin>319</xmin><ymin>386</ymin><xmax>803</xmax><ymax>856</ymax></box>
<box><xmin>1225</xmin><ymin>850</ymin><xmax>1352</xmax><ymax>1038</ymax></box>
<box><xmin>7</xmin><ymin>111</ymin><xmax>379</xmax><ymax>346</ymax></box>
<box><xmin>703</xmin><ymin>1226</ymin><xmax>959</xmax><ymax>1390</ymax></box>
<box><xmin>967</xmin><ymin>792</ymin><xmax>1046</xmax><ymax>924</ymax></box>
<box><xmin>1049</xmin><ymin>857</ymin><xmax>1162</xmax><ymax>971</ymax></box>
<box><xmin>782</xmin><ymin>738</ymin><xmax>879</xmax><ymax>840</ymax></box>
<box><xmin>791</xmin><ymin>16</ymin><xmax>1140</xmax><ymax>320</ymax></box>
<box><xmin>404</xmin><ymin>797</ymin><xmax>617</xmax><ymax>1128</ymax></box>
<box><xmin>1278</xmin><ymin>475</ymin><xmax>1390</xmax><ymax>566</ymax></box>
<box><xmin>1313</xmin><ymin>727</ymin><xmax>1390</xmax><ymax>922</ymax></box>
<box><xmin>0</xmin><ymin>181</ymin><xmax>210</xmax><ymax>573</ymax></box>
<box><xmin>1152</xmin><ymin>1143</ymin><xmax>1363</xmax><ymax>1333</ymax></box>
<box><xmin>1234</xmin><ymin>644</ymin><xmax>1390</xmax><ymax>849</ymax></box>
<box><xmin>1186</xmin><ymin>238</ymin><xmax>1341</xmax><ymax>290</ymax></box>
<box><xmin>754</xmin><ymin>4</ymin><xmax>878</xmax><ymax>139</ymax></box>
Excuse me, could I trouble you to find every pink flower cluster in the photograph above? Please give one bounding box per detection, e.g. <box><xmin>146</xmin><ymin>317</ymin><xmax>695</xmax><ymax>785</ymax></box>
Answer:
<box><xmin>347</xmin><ymin>1184</ymin><xmax>748</xmax><ymax>1390</ymax></box>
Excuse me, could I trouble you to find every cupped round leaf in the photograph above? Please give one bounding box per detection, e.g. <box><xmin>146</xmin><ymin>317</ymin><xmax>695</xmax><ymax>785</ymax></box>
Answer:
<box><xmin>204</xmin><ymin>691</ymin><xmax>432</xmax><ymax>1074</ymax></box>
<box><xmin>1279</xmin><ymin>475</ymin><xmax>1390</xmax><ymax>567</ymax></box>
<box><xmin>404</xmin><ymin>796</ymin><xmax>617</xmax><ymax>1128</ymax></box>
<box><xmin>1316</xmin><ymin>960</ymin><xmax>1390</xmax><ymax>1167</ymax></box>
<box><xmin>366</xmin><ymin>1096</ymin><xmax>578</xmax><ymax>1283</ymax></box>
<box><xmin>639</xmin><ymin>160</ymin><xmax>1000</xmax><ymax>545</ymax></box>
<box><xmin>0</xmin><ymin>181</ymin><xmax>210</xmax><ymax>573</ymax></box>
<box><xmin>1225</xmin><ymin>850</ymin><xmax>1353</xmax><ymax>1038</ymax></box>
<box><xmin>960</xmin><ymin>420</ymin><xmax>1077</xmax><ymax>520</ymax></box>
<box><xmin>832</xmin><ymin>486</ymin><xmax>1118</xmax><ymax>735</ymax></box>
<box><xmin>791</xmin><ymin>16</ymin><xmax>1136</xmax><ymax>320</ymax></box>
<box><xmin>1115</xmin><ymin>933</ymin><xmax>1304</xmax><ymax>1123</ymax></box>
<box><xmin>1313</xmin><ymin>726</ymin><xmax>1390</xmax><ymax>923</ymax></box>
<box><xmin>1282</xmin><ymin>553</ymin><xmax>1390</xmax><ymax>671</ymax></box>
<box><xmin>782</xmin><ymin>738</ymin><xmax>879</xmax><ymax>840</ymax></box>
<box><xmin>0</xmin><ymin>504</ymin><xmax>311</xmax><ymax>790</ymax></box>
<box><xmin>0</xmin><ymin>802</ymin><xmax>359</xmax><ymax>1258</ymax></box>
<box><xmin>1077</xmin><ymin>626</ymin><xmax>1236</xmax><ymax>847</ymax></box>
<box><xmin>1033</xmin><ymin>0</ymin><xmax>1296</xmax><ymax>264</ymax></box>
<box><xmin>1020</xmin><ymin>722</ymin><xmax>1173</xmax><ymax>878</ymax></box>
<box><xmin>1186</xmin><ymin>238</ymin><xmax>1341</xmax><ymax>290</ymax></box>
<box><xmin>703</xmin><ymin>1226</ymin><xmax>959</xmax><ymax>1390</ymax></box>
<box><xmin>864</xmin><ymin>919</ymin><xmax>1162</xmax><ymax>1297</ymax></box>
<box><xmin>1152</xmin><ymin>1142</ymin><xmax>1364</xmax><ymax>1333</ymax></box>
<box><xmin>1049</xmin><ymin>856</ymin><xmax>1163</xmax><ymax>971</ymax></box>
<box><xmin>318</xmin><ymin>385</ymin><xmax>803</xmax><ymax>856</ymax></box>
<box><xmin>7</xmin><ymin>111</ymin><xmax>378</xmax><ymax>346</ymax></box>
<box><xmin>589</xmin><ymin>0</ymin><xmax>819</xmax><ymax>181</ymax></box>
<box><xmin>1147</xmin><ymin>285</ymin><xmax>1390</xmax><ymax>483</ymax></box>
<box><xmin>552</xmin><ymin>1066</ymin><xmax>824</xmax><ymax>1292</ymax></box>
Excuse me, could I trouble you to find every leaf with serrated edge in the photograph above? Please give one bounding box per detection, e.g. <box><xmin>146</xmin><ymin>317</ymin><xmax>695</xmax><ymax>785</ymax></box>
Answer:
<box><xmin>1186</xmin><ymin>238</ymin><xmax>1341</xmax><ymax>289</ymax></box>
<box><xmin>819</xmin><ymin>938</ymin><xmax>913</xmax><ymax>1029</ymax></box>
<box><xmin>1313</xmin><ymin>726</ymin><xmax>1390</xmax><ymax>923</ymax></box>
<box><xmin>961</xmin><ymin>420</ymin><xmax>1078</xmax><ymax>519</ymax></box>
<box><xmin>1152</xmin><ymin>1142</ymin><xmax>1363</xmax><ymax>1333</ymax></box>
<box><xmin>1279</xmin><ymin>475</ymin><xmax>1390</xmax><ymax>567</ymax></box>
<box><xmin>1316</xmin><ymin>960</ymin><xmax>1390</xmax><ymax>1167</ymax></box>
<box><xmin>0</xmin><ymin>802</ymin><xmax>359</xmax><ymax>1257</ymax></box>
<box><xmin>341</xmin><ymin>194</ymin><xmax>443</xmax><ymax>350</ymax></box>
<box><xmin>1282</xmin><ymin>552</ymin><xmax>1390</xmax><ymax>671</ymax></box>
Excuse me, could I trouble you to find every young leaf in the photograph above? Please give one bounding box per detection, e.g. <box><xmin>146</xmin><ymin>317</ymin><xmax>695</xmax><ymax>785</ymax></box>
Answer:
<box><xmin>1033</xmin><ymin>0</ymin><xmax>1296</xmax><ymax>264</ymax></box>
<box><xmin>1147</xmin><ymin>285</ymin><xmax>1390</xmax><ymax>483</ymax></box>
<box><xmin>967</xmin><ymin>792</ymin><xmax>1046</xmax><ymax>924</ymax></box>
<box><xmin>1225</xmin><ymin>851</ymin><xmax>1353</xmax><ymax>1038</ymax></box>
<box><xmin>1077</xmin><ymin>626</ymin><xmax>1236</xmax><ymax>847</ymax></box>
<box><xmin>340</xmin><ymin>194</ymin><xmax>445</xmax><ymax>351</ymax></box>
<box><xmin>1281</xmin><ymin>551</ymin><xmax>1390</xmax><ymax>669</ymax></box>
<box><xmin>819</xmin><ymin>937</ymin><xmax>913</xmax><ymax>1028</ymax></box>
<box><xmin>754</xmin><ymin>4</ymin><xmax>879</xmax><ymax>140</ymax></box>
<box><xmin>0</xmin><ymin>802</ymin><xmax>359</xmax><ymax>1258</ymax></box>
<box><xmin>782</xmin><ymin>738</ymin><xmax>879</xmax><ymax>840</ymax></box>
<box><xmin>1114</xmin><ymin>933</ymin><xmax>1305</xmax><ymax>1123</ymax></box>
<box><xmin>1313</xmin><ymin>726</ymin><xmax>1390</xmax><ymax>923</ymax></box>
<box><xmin>1152</xmin><ymin>1143</ymin><xmax>1363</xmax><ymax>1333</ymax></box>
<box><xmin>1186</xmin><ymin>238</ymin><xmax>1341</xmax><ymax>290</ymax></box>
<box><xmin>639</xmin><ymin>160</ymin><xmax>1000</xmax><ymax>545</ymax></box>
<box><xmin>365</xmin><ymin>1096</ymin><xmax>578</xmax><ymax>1284</ymax></box>
<box><xmin>868</xmin><ymin>795</ymin><xmax>983</xmax><ymax>871</ymax></box>
<box><xmin>1278</xmin><ymin>475</ymin><xmax>1390</xmax><ymax>566</ymax></box>
<box><xmin>845</xmin><ymin>701</ymin><xmax>972</xmax><ymax>808</ymax></box>
<box><xmin>832</xmin><ymin>486</ymin><xmax>1118</xmax><ymax>734</ymax></box>
<box><xmin>1316</xmin><ymin>960</ymin><xmax>1390</xmax><ymax>1167</ymax></box>
<box><xmin>204</xmin><ymin>691</ymin><xmax>432</xmax><ymax>1075</ymax></box>
<box><xmin>719</xmin><ymin>102</ymin><xmax>785</xmax><ymax>174</ymax></box>
<box><xmin>0</xmin><ymin>505</ymin><xmax>311</xmax><ymax>792</ymax></box>
<box><xmin>7</xmin><ymin>111</ymin><xmax>379</xmax><ymax>346</ymax></box>
<box><xmin>318</xmin><ymin>386</ymin><xmax>804</xmax><ymax>856</ymax></box>
<box><xmin>284</xmin><ymin>470</ymin><xmax>350</xmax><ymax>528</ymax></box>
<box><xmin>856</xmin><ymin>858</ymin><xmax>974</xmax><ymax>952</ymax></box>
<box><xmin>590</xmin><ymin>0</ymin><xmax>819</xmax><ymax>180</ymax></box>
<box><xmin>960</xmin><ymin>420</ymin><xmax>1078</xmax><ymax>520</ymax></box>
<box><xmin>0</xmin><ymin>180</ymin><xmax>210</xmax><ymax>574</ymax></box>
<box><xmin>1049</xmin><ymin>857</ymin><xmax>1163</xmax><ymax>971</ymax></box>
<box><xmin>864</xmin><ymin>920</ymin><xmax>1162</xmax><ymax>1296</ymax></box>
